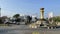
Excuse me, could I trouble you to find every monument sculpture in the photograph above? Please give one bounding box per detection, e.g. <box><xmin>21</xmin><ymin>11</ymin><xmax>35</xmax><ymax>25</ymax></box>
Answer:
<box><xmin>29</xmin><ymin>8</ymin><xmax>49</xmax><ymax>28</ymax></box>
<box><xmin>40</xmin><ymin>8</ymin><xmax>44</xmax><ymax>19</ymax></box>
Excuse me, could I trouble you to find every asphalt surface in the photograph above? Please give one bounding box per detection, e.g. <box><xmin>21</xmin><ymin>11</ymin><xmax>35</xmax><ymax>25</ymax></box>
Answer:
<box><xmin>0</xmin><ymin>24</ymin><xmax>60</xmax><ymax>34</ymax></box>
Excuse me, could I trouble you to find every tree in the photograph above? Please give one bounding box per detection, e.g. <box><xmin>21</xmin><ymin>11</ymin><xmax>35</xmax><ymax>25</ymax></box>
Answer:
<box><xmin>13</xmin><ymin>14</ymin><xmax>20</xmax><ymax>24</ymax></box>
<box><xmin>35</xmin><ymin>17</ymin><xmax>38</xmax><ymax>22</ymax></box>
<box><xmin>25</xmin><ymin>15</ymin><xmax>32</xmax><ymax>25</ymax></box>
<box><xmin>49</xmin><ymin>16</ymin><xmax>60</xmax><ymax>22</ymax></box>
<box><xmin>13</xmin><ymin>14</ymin><xmax>20</xmax><ymax>18</ymax></box>
<box><xmin>2</xmin><ymin>16</ymin><xmax>8</xmax><ymax>22</ymax></box>
<box><xmin>0</xmin><ymin>17</ymin><xmax>3</xmax><ymax>24</ymax></box>
<box><xmin>27</xmin><ymin>16</ymin><xmax>32</xmax><ymax>23</ymax></box>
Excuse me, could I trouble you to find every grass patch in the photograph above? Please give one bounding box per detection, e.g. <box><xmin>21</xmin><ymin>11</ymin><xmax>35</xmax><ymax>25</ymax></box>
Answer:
<box><xmin>0</xmin><ymin>24</ymin><xmax>8</xmax><ymax>26</ymax></box>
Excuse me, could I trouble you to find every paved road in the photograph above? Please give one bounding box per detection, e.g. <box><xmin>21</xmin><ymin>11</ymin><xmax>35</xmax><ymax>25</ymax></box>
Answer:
<box><xmin>0</xmin><ymin>25</ymin><xmax>60</xmax><ymax>34</ymax></box>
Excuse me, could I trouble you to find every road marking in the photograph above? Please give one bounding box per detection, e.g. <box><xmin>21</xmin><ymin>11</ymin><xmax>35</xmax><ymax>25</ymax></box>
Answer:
<box><xmin>32</xmin><ymin>31</ymin><xmax>39</xmax><ymax>34</ymax></box>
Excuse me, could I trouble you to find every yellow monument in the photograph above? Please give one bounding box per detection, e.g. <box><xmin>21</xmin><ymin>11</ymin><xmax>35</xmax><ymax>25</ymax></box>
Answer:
<box><xmin>40</xmin><ymin>8</ymin><xmax>44</xmax><ymax>19</ymax></box>
<box><xmin>29</xmin><ymin>8</ymin><xmax>49</xmax><ymax>28</ymax></box>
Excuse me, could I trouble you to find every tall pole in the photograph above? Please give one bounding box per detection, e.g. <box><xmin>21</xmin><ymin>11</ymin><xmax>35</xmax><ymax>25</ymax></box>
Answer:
<box><xmin>0</xmin><ymin>8</ymin><xmax>1</xmax><ymax>17</ymax></box>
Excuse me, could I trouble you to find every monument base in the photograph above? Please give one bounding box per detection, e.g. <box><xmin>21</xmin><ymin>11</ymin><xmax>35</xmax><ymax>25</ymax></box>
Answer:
<box><xmin>39</xmin><ymin>19</ymin><xmax>49</xmax><ymax>26</ymax></box>
<box><xmin>29</xmin><ymin>19</ymin><xmax>49</xmax><ymax>28</ymax></box>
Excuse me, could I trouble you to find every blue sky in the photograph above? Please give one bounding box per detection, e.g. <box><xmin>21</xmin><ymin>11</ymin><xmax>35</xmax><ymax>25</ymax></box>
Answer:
<box><xmin>0</xmin><ymin>0</ymin><xmax>60</xmax><ymax>18</ymax></box>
